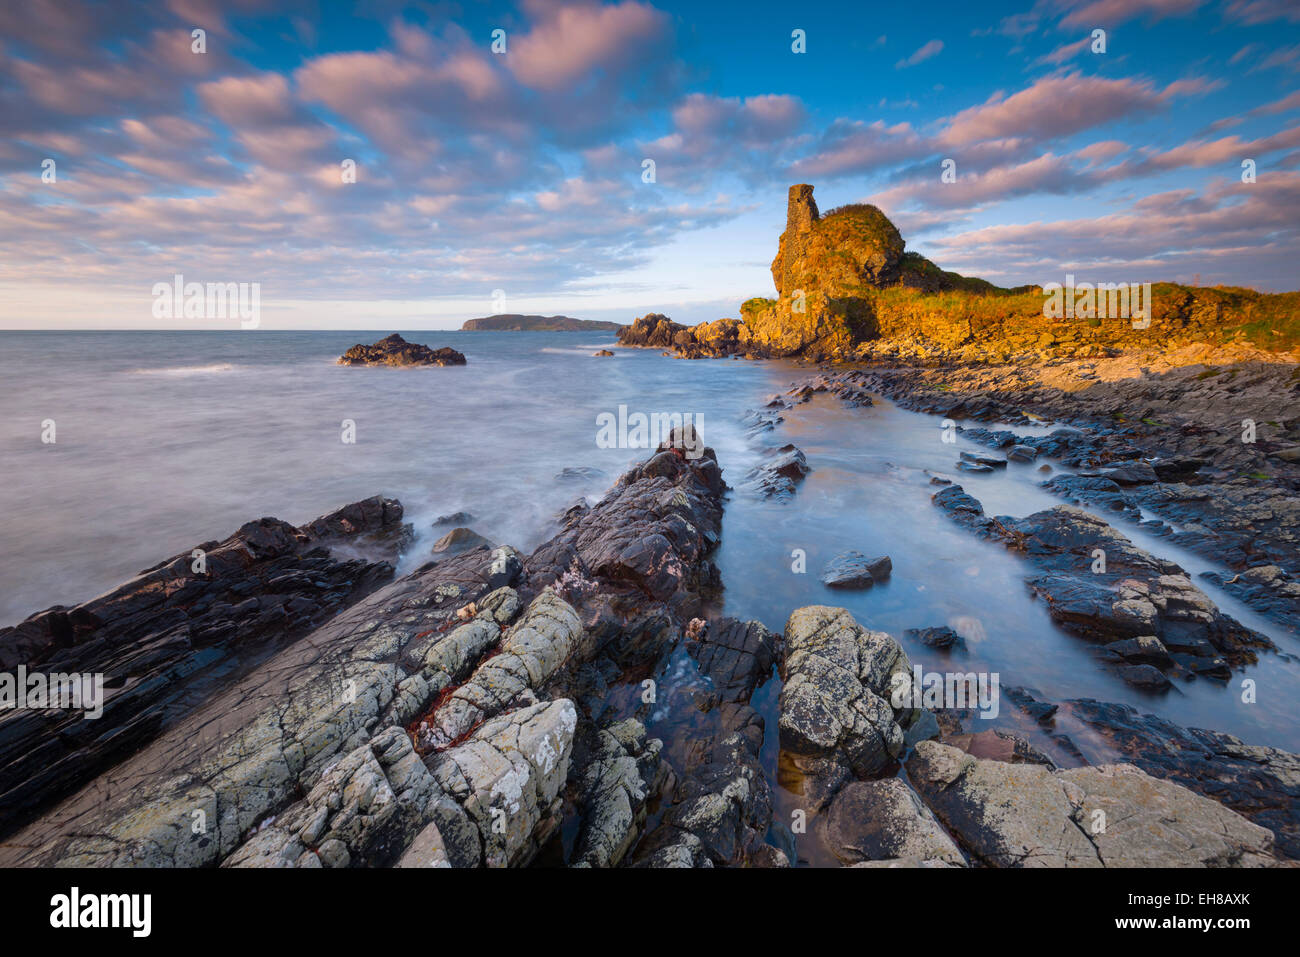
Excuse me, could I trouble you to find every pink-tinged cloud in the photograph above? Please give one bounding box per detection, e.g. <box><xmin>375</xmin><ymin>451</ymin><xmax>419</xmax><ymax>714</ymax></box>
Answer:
<box><xmin>509</xmin><ymin>1</ymin><xmax>670</xmax><ymax>91</ymax></box>
<box><xmin>791</xmin><ymin>120</ymin><xmax>928</xmax><ymax>178</ymax></box>
<box><xmin>939</xmin><ymin>71</ymin><xmax>1207</xmax><ymax>147</ymax></box>
<box><xmin>1223</xmin><ymin>0</ymin><xmax>1300</xmax><ymax>25</ymax></box>
<box><xmin>1034</xmin><ymin>36</ymin><xmax>1092</xmax><ymax>67</ymax></box>
<box><xmin>922</xmin><ymin>172</ymin><xmax>1300</xmax><ymax>290</ymax></box>
<box><xmin>1061</xmin><ymin>0</ymin><xmax>1204</xmax><ymax>27</ymax></box>
<box><xmin>671</xmin><ymin>93</ymin><xmax>806</xmax><ymax>143</ymax></box>
<box><xmin>199</xmin><ymin>73</ymin><xmax>295</xmax><ymax>126</ymax></box>
<box><xmin>896</xmin><ymin>39</ymin><xmax>943</xmax><ymax>69</ymax></box>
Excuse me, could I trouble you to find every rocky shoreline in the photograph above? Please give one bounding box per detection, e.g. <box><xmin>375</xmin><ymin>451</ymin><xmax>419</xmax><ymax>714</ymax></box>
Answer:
<box><xmin>2</xmin><ymin>412</ymin><xmax>1296</xmax><ymax>868</ymax></box>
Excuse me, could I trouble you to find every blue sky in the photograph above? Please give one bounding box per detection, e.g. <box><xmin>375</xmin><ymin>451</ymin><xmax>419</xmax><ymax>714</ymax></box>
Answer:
<box><xmin>1</xmin><ymin>0</ymin><xmax>1298</xmax><ymax>328</ymax></box>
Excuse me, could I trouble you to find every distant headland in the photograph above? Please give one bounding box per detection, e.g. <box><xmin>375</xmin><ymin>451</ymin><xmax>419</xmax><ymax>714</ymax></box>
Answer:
<box><xmin>461</xmin><ymin>314</ymin><xmax>623</xmax><ymax>332</ymax></box>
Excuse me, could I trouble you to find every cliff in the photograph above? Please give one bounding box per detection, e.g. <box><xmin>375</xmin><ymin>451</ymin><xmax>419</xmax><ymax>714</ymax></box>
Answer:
<box><xmin>622</xmin><ymin>184</ymin><xmax>1299</xmax><ymax>363</ymax></box>
<box><xmin>461</xmin><ymin>314</ymin><xmax>622</xmax><ymax>331</ymax></box>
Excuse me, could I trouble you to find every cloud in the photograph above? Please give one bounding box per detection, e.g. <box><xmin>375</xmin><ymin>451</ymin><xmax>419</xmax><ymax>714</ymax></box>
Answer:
<box><xmin>896</xmin><ymin>39</ymin><xmax>943</xmax><ymax>69</ymax></box>
<box><xmin>1060</xmin><ymin>0</ymin><xmax>1205</xmax><ymax>27</ymax></box>
<box><xmin>924</xmin><ymin>171</ymin><xmax>1300</xmax><ymax>290</ymax></box>
<box><xmin>508</xmin><ymin>0</ymin><xmax>670</xmax><ymax>92</ymax></box>
<box><xmin>939</xmin><ymin>71</ymin><xmax>1208</xmax><ymax>147</ymax></box>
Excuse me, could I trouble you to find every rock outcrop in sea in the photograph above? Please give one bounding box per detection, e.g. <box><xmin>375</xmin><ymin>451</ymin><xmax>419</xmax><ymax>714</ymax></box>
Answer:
<box><xmin>338</xmin><ymin>333</ymin><xmax>467</xmax><ymax>366</ymax></box>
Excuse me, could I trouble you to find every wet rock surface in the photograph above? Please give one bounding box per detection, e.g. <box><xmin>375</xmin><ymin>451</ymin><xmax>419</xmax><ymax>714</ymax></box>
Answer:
<box><xmin>932</xmin><ymin>488</ymin><xmax>1271</xmax><ymax>681</ymax></box>
<box><xmin>743</xmin><ymin>443</ymin><xmax>810</xmax><ymax>501</ymax></box>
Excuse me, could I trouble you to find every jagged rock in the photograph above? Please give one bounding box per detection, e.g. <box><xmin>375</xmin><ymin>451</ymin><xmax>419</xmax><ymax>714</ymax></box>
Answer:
<box><xmin>685</xmin><ymin>618</ymin><xmax>779</xmax><ymax>704</ymax></box>
<box><xmin>0</xmin><ymin>496</ymin><xmax>408</xmax><ymax>839</ymax></box>
<box><xmin>223</xmin><ymin>726</ymin><xmax>437</xmax><ymax>868</ymax></box>
<box><xmin>1056</xmin><ymin>697</ymin><xmax>1300</xmax><ymax>859</ymax></box>
<box><xmin>337</xmin><ymin>333</ymin><xmax>466</xmax><ymax>366</ymax></box>
<box><xmin>960</xmin><ymin>451</ymin><xmax>1007</xmax><ymax>468</ymax></box>
<box><xmin>570</xmin><ymin>719</ymin><xmax>664</xmax><ymax>868</ymax></box>
<box><xmin>908</xmin><ymin>740</ymin><xmax>1278</xmax><ymax>867</ymax></box>
<box><xmin>744</xmin><ymin>444</ymin><xmax>810</xmax><ymax>500</ymax></box>
<box><xmin>425</xmin><ymin>699</ymin><xmax>577</xmax><ymax>867</ymax></box>
<box><xmin>778</xmin><ymin>606</ymin><xmax>914</xmax><ymax>810</ymax></box>
<box><xmin>420</xmin><ymin>589</ymin><xmax>581</xmax><ymax>750</ymax></box>
<box><xmin>905</xmin><ymin>626</ymin><xmax>966</xmax><ymax>652</ymax></box>
<box><xmin>433</xmin><ymin>511</ymin><xmax>474</xmax><ymax>528</ymax></box>
<box><xmin>633</xmin><ymin>707</ymin><xmax>776</xmax><ymax>867</ymax></box>
<box><xmin>931</xmin><ymin>491</ymin><xmax>1272</xmax><ymax>675</ymax></box>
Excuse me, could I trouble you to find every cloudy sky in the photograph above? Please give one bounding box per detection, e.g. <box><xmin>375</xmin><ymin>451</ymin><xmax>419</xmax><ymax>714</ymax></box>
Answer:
<box><xmin>1</xmin><ymin>0</ymin><xmax>1298</xmax><ymax>329</ymax></box>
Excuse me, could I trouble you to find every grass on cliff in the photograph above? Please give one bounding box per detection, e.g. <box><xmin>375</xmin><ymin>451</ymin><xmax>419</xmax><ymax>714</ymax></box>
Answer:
<box><xmin>862</xmin><ymin>282</ymin><xmax>1300</xmax><ymax>351</ymax></box>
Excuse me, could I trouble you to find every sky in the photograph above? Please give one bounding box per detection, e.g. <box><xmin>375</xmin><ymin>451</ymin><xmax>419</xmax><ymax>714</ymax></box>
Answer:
<box><xmin>1</xmin><ymin>0</ymin><xmax>1298</xmax><ymax>329</ymax></box>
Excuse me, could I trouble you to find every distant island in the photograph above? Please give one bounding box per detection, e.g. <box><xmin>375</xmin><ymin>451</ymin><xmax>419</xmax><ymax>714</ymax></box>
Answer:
<box><xmin>460</xmin><ymin>314</ymin><xmax>623</xmax><ymax>331</ymax></box>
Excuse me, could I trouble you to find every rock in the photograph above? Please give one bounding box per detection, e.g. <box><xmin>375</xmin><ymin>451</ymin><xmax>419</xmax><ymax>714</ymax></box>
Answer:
<box><xmin>686</xmin><ymin>618</ymin><xmax>779</xmax><ymax>704</ymax></box>
<box><xmin>820</xmin><ymin>778</ymin><xmax>965</xmax><ymax>866</ymax></box>
<box><xmin>1057</xmin><ymin>697</ymin><xmax>1300</xmax><ymax>859</ymax></box>
<box><xmin>616</xmin><ymin>313</ymin><xmax>689</xmax><ymax>350</ymax></box>
<box><xmin>0</xmin><ymin>497</ymin><xmax>407</xmax><ymax>839</ymax></box>
<box><xmin>820</xmin><ymin>552</ymin><xmax>891</xmax><ymax>589</ymax></box>
<box><xmin>418</xmin><ymin>589</ymin><xmax>582</xmax><ymax>751</ymax></box>
<box><xmin>432</xmin><ymin>511</ymin><xmax>474</xmax><ymax>527</ymax></box>
<box><xmin>956</xmin><ymin>460</ymin><xmax>994</xmax><ymax>473</ymax></box>
<box><xmin>1103</xmin><ymin>634</ymin><xmax>1172</xmax><ymax>667</ymax></box>
<box><xmin>778</xmin><ymin>606</ymin><xmax>914</xmax><ymax>809</ymax></box>
<box><xmin>337</xmin><ymin>333</ymin><xmax>466</xmax><ymax>367</ymax></box>
<box><xmin>943</xmin><ymin>729</ymin><xmax>1058</xmax><ymax>767</ymax></box>
<box><xmin>1117</xmin><ymin>663</ymin><xmax>1172</xmax><ymax>691</ymax></box>
<box><xmin>431</xmin><ymin>527</ymin><xmax>492</xmax><ymax>555</ymax></box>
<box><xmin>905</xmin><ymin>626</ymin><xmax>966</xmax><ymax>652</ymax></box>
<box><xmin>1100</xmin><ymin>461</ymin><xmax>1160</xmax><ymax>485</ymax></box>
<box><xmin>2</xmin><ymin>432</ymin><xmax>728</xmax><ymax>869</ymax></box>
<box><xmin>425</xmin><ymin>699</ymin><xmax>577</xmax><ymax>867</ymax></box>
<box><xmin>960</xmin><ymin>451</ymin><xmax>1007</xmax><ymax>468</ymax></box>
<box><xmin>743</xmin><ymin>444</ymin><xmax>810</xmax><ymax>500</ymax></box>
<box><xmin>592</xmin><ymin>349</ymin><xmax>614</xmax><ymax>357</ymax></box>
<box><xmin>907</xmin><ymin>740</ymin><xmax>1277</xmax><ymax>867</ymax></box>
<box><xmin>932</xmin><ymin>493</ymin><xmax>1272</xmax><ymax>675</ymax></box>
<box><xmin>570</xmin><ymin>719</ymin><xmax>665</xmax><ymax>868</ymax></box>
<box><xmin>556</xmin><ymin>466</ymin><xmax>606</xmax><ymax>483</ymax></box>
<box><xmin>634</xmin><ymin>707</ymin><xmax>776</xmax><ymax>867</ymax></box>
<box><xmin>1007</xmin><ymin>444</ymin><xmax>1039</xmax><ymax>462</ymax></box>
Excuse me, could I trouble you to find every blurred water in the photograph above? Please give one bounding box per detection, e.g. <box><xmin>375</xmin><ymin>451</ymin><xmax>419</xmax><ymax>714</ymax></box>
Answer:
<box><xmin>0</xmin><ymin>330</ymin><xmax>766</xmax><ymax>623</ymax></box>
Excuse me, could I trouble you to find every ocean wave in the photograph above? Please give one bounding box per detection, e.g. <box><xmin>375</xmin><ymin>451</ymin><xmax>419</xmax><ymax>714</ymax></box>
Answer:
<box><xmin>127</xmin><ymin>362</ymin><xmax>238</xmax><ymax>376</ymax></box>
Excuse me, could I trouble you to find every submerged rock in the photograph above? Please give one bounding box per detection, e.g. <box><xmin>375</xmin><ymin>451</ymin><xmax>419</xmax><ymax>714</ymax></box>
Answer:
<box><xmin>820</xmin><ymin>551</ymin><xmax>892</xmax><ymax>589</ymax></box>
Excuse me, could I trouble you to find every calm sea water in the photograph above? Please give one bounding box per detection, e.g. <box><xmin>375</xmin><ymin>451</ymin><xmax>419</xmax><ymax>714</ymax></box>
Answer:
<box><xmin>3</xmin><ymin>330</ymin><xmax>1297</xmax><ymax>790</ymax></box>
